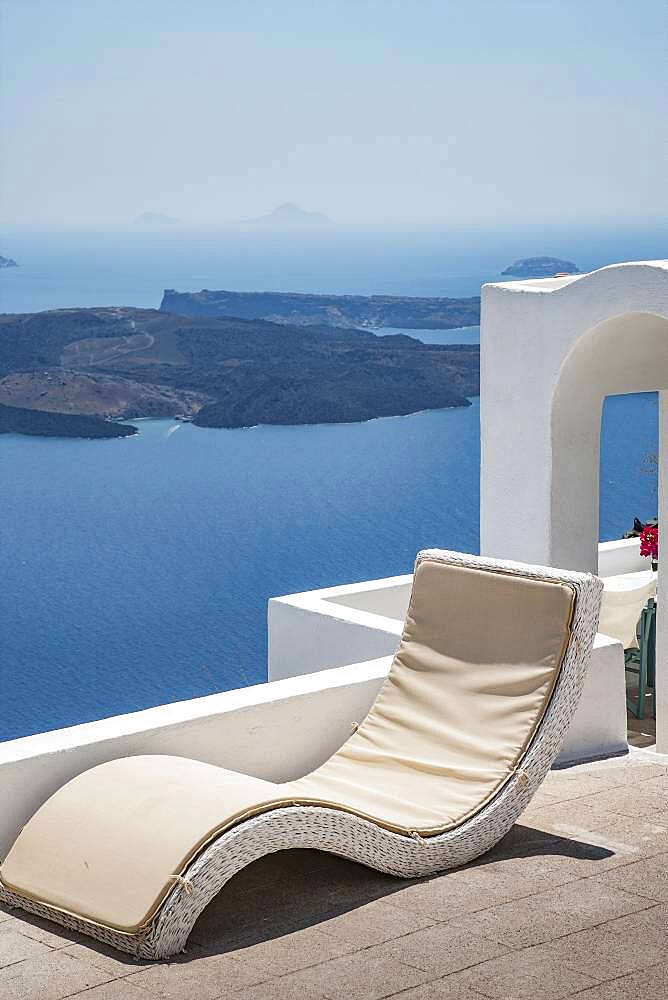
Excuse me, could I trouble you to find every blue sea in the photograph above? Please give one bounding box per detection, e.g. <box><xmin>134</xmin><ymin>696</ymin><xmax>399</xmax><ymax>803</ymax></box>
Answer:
<box><xmin>0</xmin><ymin>226</ymin><xmax>662</xmax><ymax>740</ymax></box>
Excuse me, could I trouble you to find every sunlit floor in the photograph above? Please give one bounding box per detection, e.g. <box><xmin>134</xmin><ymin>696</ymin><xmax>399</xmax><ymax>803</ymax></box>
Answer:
<box><xmin>627</xmin><ymin>709</ymin><xmax>657</xmax><ymax>750</ymax></box>
<box><xmin>2</xmin><ymin>751</ymin><xmax>668</xmax><ymax>1000</ymax></box>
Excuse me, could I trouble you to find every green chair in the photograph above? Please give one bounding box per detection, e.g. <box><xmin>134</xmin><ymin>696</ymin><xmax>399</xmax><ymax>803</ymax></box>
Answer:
<box><xmin>625</xmin><ymin>598</ymin><xmax>656</xmax><ymax>720</ymax></box>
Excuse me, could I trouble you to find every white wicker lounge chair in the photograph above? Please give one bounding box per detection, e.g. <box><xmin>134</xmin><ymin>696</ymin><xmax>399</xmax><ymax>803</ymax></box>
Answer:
<box><xmin>0</xmin><ymin>550</ymin><xmax>602</xmax><ymax>959</ymax></box>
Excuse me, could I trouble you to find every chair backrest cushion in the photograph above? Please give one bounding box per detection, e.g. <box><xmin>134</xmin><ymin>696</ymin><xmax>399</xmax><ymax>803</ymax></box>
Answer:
<box><xmin>292</xmin><ymin>557</ymin><xmax>576</xmax><ymax>833</ymax></box>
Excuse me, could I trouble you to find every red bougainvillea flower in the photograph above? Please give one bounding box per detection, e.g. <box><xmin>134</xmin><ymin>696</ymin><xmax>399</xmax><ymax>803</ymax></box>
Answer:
<box><xmin>639</xmin><ymin>523</ymin><xmax>659</xmax><ymax>561</ymax></box>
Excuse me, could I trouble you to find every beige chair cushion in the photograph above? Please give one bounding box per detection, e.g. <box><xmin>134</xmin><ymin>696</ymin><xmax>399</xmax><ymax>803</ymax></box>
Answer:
<box><xmin>1</xmin><ymin>559</ymin><xmax>575</xmax><ymax>934</ymax></box>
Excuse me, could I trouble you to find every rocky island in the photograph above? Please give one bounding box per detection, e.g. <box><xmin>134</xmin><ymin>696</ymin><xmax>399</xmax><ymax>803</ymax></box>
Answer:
<box><xmin>0</xmin><ymin>402</ymin><xmax>136</xmax><ymax>438</ymax></box>
<box><xmin>0</xmin><ymin>255</ymin><xmax>19</xmax><ymax>268</ymax></box>
<box><xmin>0</xmin><ymin>306</ymin><xmax>479</xmax><ymax>437</ymax></box>
<box><xmin>501</xmin><ymin>256</ymin><xmax>580</xmax><ymax>278</ymax></box>
<box><xmin>161</xmin><ymin>288</ymin><xmax>481</xmax><ymax>330</ymax></box>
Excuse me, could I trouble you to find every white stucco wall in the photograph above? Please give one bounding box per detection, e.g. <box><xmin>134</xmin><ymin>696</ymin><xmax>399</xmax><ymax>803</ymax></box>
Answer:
<box><xmin>480</xmin><ymin>261</ymin><xmax>668</xmax><ymax>749</ymax></box>
<box><xmin>480</xmin><ymin>261</ymin><xmax>668</xmax><ymax>573</ymax></box>
<box><xmin>268</xmin><ymin>576</ymin><xmax>407</xmax><ymax>680</ymax></box>
<box><xmin>556</xmin><ymin>634</ymin><xmax>627</xmax><ymax>766</ymax></box>
<box><xmin>597</xmin><ymin>537</ymin><xmax>646</xmax><ymax>577</ymax></box>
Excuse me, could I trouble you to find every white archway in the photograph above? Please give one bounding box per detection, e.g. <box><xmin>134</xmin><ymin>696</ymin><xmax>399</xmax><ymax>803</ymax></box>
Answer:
<box><xmin>480</xmin><ymin>261</ymin><xmax>668</xmax><ymax>751</ymax></box>
<box><xmin>551</xmin><ymin>311</ymin><xmax>667</xmax><ymax>573</ymax></box>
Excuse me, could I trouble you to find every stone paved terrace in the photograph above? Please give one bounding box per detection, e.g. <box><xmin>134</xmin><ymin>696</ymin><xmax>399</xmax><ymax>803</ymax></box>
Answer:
<box><xmin>1</xmin><ymin>750</ymin><xmax>667</xmax><ymax>1000</ymax></box>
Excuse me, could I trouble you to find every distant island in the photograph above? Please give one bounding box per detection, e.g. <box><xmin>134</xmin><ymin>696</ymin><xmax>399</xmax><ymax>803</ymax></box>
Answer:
<box><xmin>501</xmin><ymin>256</ymin><xmax>580</xmax><ymax>278</ymax></box>
<box><xmin>0</xmin><ymin>255</ymin><xmax>19</xmax><ymax>268</ymax></box>
<box><xmin>161</xmin><ymin>288</ymin><xmax>481</xmax><ymax>330</ymax></box>
<box><xmin>0</xmin><ymin>306</ymin><xmax>479</xmax><ymax>438</ymax></box>
<box><xmin>0</xmin><ymin>402</ymin><xmax>136</xmax><ymax>439</ymax></box>
<box><xmin>133</xmin><ymin>212</ymin><xmax>180</xmax><ymax>225</ymax></box>
<box><xmin>241</xmin><ymin>202</ymin><xmax>332</xmax><ymax>225</ymax></box>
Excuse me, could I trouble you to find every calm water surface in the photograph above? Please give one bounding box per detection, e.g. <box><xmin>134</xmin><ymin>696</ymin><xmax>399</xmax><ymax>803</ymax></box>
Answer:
<box><xmin>0</xmin><ymin>226</ymin><xmax>661</xmax><ymax>739</ymax></box>
<box><xmin>2</xmin><ymin>385</ymin><xmax>658</xmax><ymax>742</ymax></box>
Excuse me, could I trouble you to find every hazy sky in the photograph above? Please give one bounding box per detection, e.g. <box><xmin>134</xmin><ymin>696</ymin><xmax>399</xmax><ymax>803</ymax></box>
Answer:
<box><xmin>1</xmin><ymin>0</ymin><xmax>666</xmax><ymax>227</ymax></box>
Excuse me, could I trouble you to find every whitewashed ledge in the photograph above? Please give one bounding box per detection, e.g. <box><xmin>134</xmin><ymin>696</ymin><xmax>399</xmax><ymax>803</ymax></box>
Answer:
<box><xmin>0</xmin><ymin>658</ymin><xmax>389</xmax><ymax>858</ymax></box>
<box><xmin>0</xmin><ymin>538</ymin><xmax>641</xmax><ymax>859</ymax></box>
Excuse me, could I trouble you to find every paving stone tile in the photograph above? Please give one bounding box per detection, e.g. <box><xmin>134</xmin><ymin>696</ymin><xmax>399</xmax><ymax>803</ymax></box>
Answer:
<box><xmin>61</xmin><ymin>941</ymin><xmax>150</xmax><ymax>976</ymax></box>
<box><xmin>487</xmin><ymin>829</ymin><xmax>653</xmax><ymax>884</ymax></box>
<box><xmin>595</xmin><ymin>902</ymin><xmax>668</xmax><ymax>949</ymax></box>
<box><xmin>547</xmin><ymin>760</ymin><xmax>667</xmax><ymax>792</ymax></box>
<box><xmin>592</xmin><ymin>809</ymin><xmax>668</xmax><ymax>853</ymax></box>
<box><xmin>472</xmin><ymin>844</ymin><xmax>623</xmax><ymax>895</ymax></box>
<box><xmin>452</xmin><ymin>879</ymin><xmax>653</xmax><ymax>949</ymax></box>
<box><xmin>389</xmin><ymin>840</ymin><xmax>625</xmax><ymax>923</ymax></box>
<box><xmin>0</xmin><ymin>950</ymin><xmax>111</xmax><ymax>1000</ymax></box>
<box><xmin>568</xmin><ymin>960</ymin><xmax>668</xmax><ymax>999</ymax></box>
<box><xmin>535</xmin><ymin>770</ymin><xmax>634</xmax><ymax>802</ymax></box>
<box><xmin>587</xmin><ymin>854</ymin><xmax>668</xmax><ymax>900</ymax></box>
<box><xmin>587</xmin><ymin>760</ymin><xmax>667</xmax><ymax>782</ymax></box>
<box><xmin>229</xmin><ymin>944</ymin><xmax>432</xmax><ymax>1000</ymax></box>
<box><xmin>218</xmin><ymin>925</ymin><xmax>357</xmax><ymax>981</ymax></box>
<box><xmin>581</xmin><ymin>775</ymin><xmax>668</xmax><ymax>818</ymax></box>
<box><xmin>451</xmin><ymin>946</ymin><xmax>600</xmax><ymax>999</ymax></box>
<box><xmin>125</xmin><ymin>949</ymin><xmax>257</xmax><ymax>999</ymax></box>
<box><xmin>542</xmin><ymin>920</ymin><xmax>668</xmax><ymax>980</ymax></box>
<box><xmin>192</xmin><ymin>882</ymin><xmax>338</xmax><ymax>948</ymax></box>
<box><xmin>66</xmin><ymin>982</ymin><xmax>151</xmax><ymax>999</ymax></box>
<box><xmin>521</xmin><ymin>797</ymin><xmax>620</xmax><ymax>834</ymax></box>
<box><xmin>490</xmin><ymin>822</ymin><xmax>558</xmax><ymax>852</ymax></box>
<box><xmin>384</xmin><ymin>868</ymin><xmax>512</xmax><ymax>922</ymax></box>
<box><xmin>228</xmin><ymin>966</ymin><xmax>332</xmax><ymax>1000</ymax></box>
<box><xmin>382</xmin><ymin>921</ymin><xmax>509</xmax><ymax>975</ymax></box>
<box><xmin>295</xmin><ymin>944</ymin><xmax>431</xmax><ymax>1000</ymax></box>
<box><xmin>317</xmin><ymin>897</ymin><xmax>436</xmax><ymax>948</ymax></box>
<box><xmin>190</xmin><ymin>853</ymin><xmax>400</xmax><ymax>951</ymax></box>
<box><xmin>0</xmin><ymin>929</ymin><xmax>51</xmax><ymax>969</ymax></box>
<box><xmin>0</xmin><ymin>912</ymin><xmax>86</xmax><ymax>949</ymax></box>
<box><xmin>383</xmin><ymin>981</ymin><xmax>489</xmax><ymax>999</ymax></box>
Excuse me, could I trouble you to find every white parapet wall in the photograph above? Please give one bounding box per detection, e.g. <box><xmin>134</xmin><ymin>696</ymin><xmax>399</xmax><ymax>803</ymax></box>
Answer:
<box><xmin>558</xmin><ymin>633</ymin><xmax>628</xmax><ymax>767</ymax></box>
<box><xmin>598</xmin><ymin>537</ymin><xmax>647</xmax><ymax>577</ymax></box>
<box><xmin>0</xmin><ymin>658</ymin><xmax>390</xmax><ymax>858</ymax></box>
<box><xmin>268</xmin><ymin>574</ymin><xmax>409</xmax><ymax>681</ymax></box>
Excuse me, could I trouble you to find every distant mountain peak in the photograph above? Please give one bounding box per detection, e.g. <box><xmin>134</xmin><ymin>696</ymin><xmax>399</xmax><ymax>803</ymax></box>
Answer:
<box><xmin>243</xmin><ymin>202</ymin><xmax>332</xmax><ymax>225</ymax></box>
<box><xmin>133</xmin><ymin>211</ymin><xmax>180</xmax><ymax>226</ymax></box>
